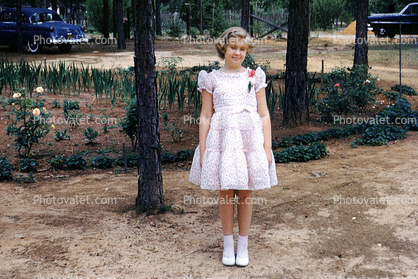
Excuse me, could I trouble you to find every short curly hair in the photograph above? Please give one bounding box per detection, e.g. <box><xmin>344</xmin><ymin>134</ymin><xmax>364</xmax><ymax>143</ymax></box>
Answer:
<box><xmin>215</xmin><ymin>27</ymin><xmax>255</xmax><ymax>60</ymax></box>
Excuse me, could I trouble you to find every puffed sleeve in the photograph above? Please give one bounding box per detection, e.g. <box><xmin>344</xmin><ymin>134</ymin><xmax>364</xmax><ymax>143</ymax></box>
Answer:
<box><xmin>197</xmin><ymin>70</ymin><xmax>214</xmax><ymax>94</ymax></box>
<box><xmin>254</xmin><ymin>67</ymin><xmax>268</xmax><ymax>93</ymax></box>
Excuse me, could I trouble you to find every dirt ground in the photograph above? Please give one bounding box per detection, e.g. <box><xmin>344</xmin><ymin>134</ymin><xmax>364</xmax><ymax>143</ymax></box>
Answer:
<box><xmin>1</xmin><ymin>34</ymin><xmax>418</xmax><ymax>279</ymax></box>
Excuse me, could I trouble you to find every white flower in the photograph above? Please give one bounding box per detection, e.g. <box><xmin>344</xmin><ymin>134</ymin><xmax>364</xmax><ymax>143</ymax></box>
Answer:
<box><xmin>366</xmin><ymin>80</ymin><xmax>370</xmax><ymax>83</ymax></box>
<box><xmin>377</xmin><ymin>78</ymin><xmax>381</xmax><ymax>81</ymax></box>
<box><xmin>32</xmin><ymin>108</ymin><xmax>41</xmax><ymax>116</ymax></box>
<box><xmin>13</xmin><ymin>93</ymin><xmax>21</xmax><ymax>99</ymax></box>
<box><xmin>36</xmin><ymin>87</ymin><xmax>44</xmax><ymax>93</ymax></box>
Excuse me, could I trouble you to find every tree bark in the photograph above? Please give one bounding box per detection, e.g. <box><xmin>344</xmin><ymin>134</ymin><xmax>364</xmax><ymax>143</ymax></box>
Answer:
<box><xmin>283</xmin><ymin>0</ymin><xmax>310</xmax><ymax>127</ymax></box>
<box><xmin>113</xmin><ymin>0</ymin><xmax>117</xmax><ymax>39</ymax></box>
<box><xmin>103</xmin><ymin>0</ymin><xmax>110</xmax><ymax>38</ymax></box>
<box><xmin>116</xmin><ymin>0</ymin><xmax>126</xmax><ymax>49</ymax></box>
<box><xmin>241</xmin><ymin>0</ymin><xmax>250</xmax><ymax>32</ymax></box>
<box><xmin>199</xmin><ymin>0</ymin><xmax>203</xmax><ymax>35</ymax></box>
<box><xmin>17</xmin><ymin>0</ymin><xmax>24</xmax><ymax>54</ymax></box>
<box><xmin>155</xmin><ymin>0</ymin><xmax>162</xmax><ymax>36</ymax></box>
<box><xmin>133</xmin><ymin>0</ymin><xmax>163</xmax><ymax>211</ymax></box>
<box><xmin>353</xmin><ymin>0</ymin><xmax>368</xmax><ymax>67</ymax></box>
<box><xmin>52</xmin><ymin>0</ymin><xmax>58</xmax><ymax>12</ymax></box>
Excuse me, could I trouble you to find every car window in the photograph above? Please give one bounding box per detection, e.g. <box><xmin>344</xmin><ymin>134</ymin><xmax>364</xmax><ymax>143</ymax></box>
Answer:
<box><xmin>12</xmin><ymin>13</ymin><xmax>28</xmax><ymax>23</ymax></box>
<box><xmin>0</xmin><ymin>12</ymin><xmax>12</xmax><ymax>22</ymax></box>
<box><xmin>31</xmin><ymin>12</ymin><xmax>63</xmax><ymax>23</ymax></box>
<box><xmin>403</xmin><ymin>6</ymin><xmax>418</xmax><ymax>15</ymax></box>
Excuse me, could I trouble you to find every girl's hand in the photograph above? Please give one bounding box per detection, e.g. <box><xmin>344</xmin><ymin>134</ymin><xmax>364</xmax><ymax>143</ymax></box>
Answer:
<box><xmin>265</xmin><ymin>148</ymin><xmax>272</xmax><ymax>167</ymax></box>
<box><xmin>200</xmin><ymin>148</ymin><xmax>205</xmax><ymax>167</ymax></box>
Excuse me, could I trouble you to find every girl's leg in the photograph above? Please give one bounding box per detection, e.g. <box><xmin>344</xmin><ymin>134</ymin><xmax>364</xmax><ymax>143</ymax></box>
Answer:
<box><xmin>237</xmin><ymin>190</ymin><xmax>252</xmax><ymax>236</ymax></box>
<box><xmin>219</xmin><ymin>189</ymin><xmax>235</xmax><ymax>235</ymax></box>
<box><xmin>219</xmin><ymin>189</ymin><xmax>235</xmax><ymax>265</ymax></box>
<box><xmin>236</xmin><ymin>190</ymin><xmax>252</xmax><ymax>266</ymax></box>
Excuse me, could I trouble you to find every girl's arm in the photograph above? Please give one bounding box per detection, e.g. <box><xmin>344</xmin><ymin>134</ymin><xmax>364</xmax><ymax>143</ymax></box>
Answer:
<box><xmin>199</xmin><ymin>89</ymin><xmax>214</xmax><ymax>167</ymax></box>
<box><xmin>256</xmin><ymin>87</ymin><xmax>273</xmax><ymax>166</ymax></box>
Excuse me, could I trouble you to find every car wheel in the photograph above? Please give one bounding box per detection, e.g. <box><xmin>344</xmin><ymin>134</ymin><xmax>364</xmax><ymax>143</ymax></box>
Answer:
<box><xmin>27</xmin><ymin>40</ymin><xmax>42</xmax><ymax>53</ymax></box>
<box><xmin>58</xmin><ymin>44</ymin><xmax>72</xmax><ymax>53</ymax></box>
<box><xmin>378</xmin><ymin>27</ymin><xmax>396</xmax><ymax>38</ymax></box>
<box><xmin>7</xmin><ymin>45</ymin><xmax>17</xmax><ymax>52</ymax></box>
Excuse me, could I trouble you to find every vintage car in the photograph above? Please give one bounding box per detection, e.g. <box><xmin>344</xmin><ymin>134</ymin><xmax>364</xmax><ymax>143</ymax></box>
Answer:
<box><xmin>0</xmin><ymin>7</ymin><xmax>88</xmax><ymax>53</ymax></box>
<box><xmin>368</xmin><ymin>2</ymin><xmax>418</xmax><ymax>38</ymax></box>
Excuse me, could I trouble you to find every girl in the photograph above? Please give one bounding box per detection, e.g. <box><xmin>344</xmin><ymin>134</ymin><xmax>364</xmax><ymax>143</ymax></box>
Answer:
<box><xmin>189</xmin><ymin>27</ymin><xmax>278</xmax><ymax>267</ymax></box>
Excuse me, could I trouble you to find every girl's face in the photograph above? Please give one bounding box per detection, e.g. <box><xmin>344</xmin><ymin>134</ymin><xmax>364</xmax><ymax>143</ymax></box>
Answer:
<box><xmin>223</xmin><ymin>37</ymin><xmax>248</xmax><ymax>70</ymax></box>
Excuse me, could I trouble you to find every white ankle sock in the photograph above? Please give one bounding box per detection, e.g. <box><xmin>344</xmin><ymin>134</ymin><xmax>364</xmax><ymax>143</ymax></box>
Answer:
<box><xmin>237</xmin><ymin>235</ymin><xmax>249</xmax><ymax>259</ymax></box>
<box><xmin>223</xmin><ymin>234</ymin><xmax>235</xmax><ymax>258</ymax></box>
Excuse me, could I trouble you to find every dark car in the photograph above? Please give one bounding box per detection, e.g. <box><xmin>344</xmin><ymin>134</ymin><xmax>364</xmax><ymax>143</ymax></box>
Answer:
<box><xmin>0</xmin><ymin>7</ymin><xmax>88</xmax><ymax>53</ymax></box>
<box><xmin>368</xmin><ymin>2</ymin><xmax>418</xmax><ymax>38</ymax></box>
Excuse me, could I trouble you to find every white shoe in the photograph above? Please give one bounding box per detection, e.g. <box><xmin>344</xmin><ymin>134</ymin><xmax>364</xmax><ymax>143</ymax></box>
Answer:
<box><xmin>222</xmin><ymin>255</ymin><xmax>235</xmax><ymax>266</ymax></box>
<box><xmin>235</xmin><ymin>255</ymin><xmax>249</xmax><ymax>267</ymax></box>
<box><xmin>236</xmin><ymin>235</ymin><xmax>249</xmax><ymax>267</ymax></box>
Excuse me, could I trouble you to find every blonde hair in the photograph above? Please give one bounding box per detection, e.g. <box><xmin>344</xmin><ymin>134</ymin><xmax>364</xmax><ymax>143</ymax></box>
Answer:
<box><xmin>215</xmin><ymin>27</ymin><xmax>255</xmax><ymax>60</ymax></box>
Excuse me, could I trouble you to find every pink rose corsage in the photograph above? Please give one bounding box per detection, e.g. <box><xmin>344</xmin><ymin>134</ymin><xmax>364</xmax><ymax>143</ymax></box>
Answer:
<box><xmin>248</xmin><ymin>69</ymin><xmax>256</xmax><ymax>92</ymax></box>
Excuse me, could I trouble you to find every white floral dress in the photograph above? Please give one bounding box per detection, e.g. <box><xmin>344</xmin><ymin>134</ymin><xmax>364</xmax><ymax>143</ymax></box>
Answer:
<box><xmin>189</xmin><ymin>67</ymin><xmax>278</xmax><ymax>190</ymax></box>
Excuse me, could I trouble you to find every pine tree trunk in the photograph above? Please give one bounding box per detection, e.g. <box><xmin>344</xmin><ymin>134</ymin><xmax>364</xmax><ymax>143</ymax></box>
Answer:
<box><xmin>353</xmin><ymin>0</ymin><xmax>368</xmax><ymax>67</ymax></box>
<box><xmin>17</xmin><ymin>0</ymin><xmax>23</xmax><ymax>54</ymax></box>
<box><xmin>283</xmin><ymin>0</ymin><xmax>310</xmax><ymax>127</ymax></box>
<box><xmin>116</xmin><ymin>0</ymin><xmax>126</xmax><ymax>49</ymax></box>
<box><xmin>241</xmin><ymin>0</ymin><xmax>250</xmax><ymax>31</ymax></box>
<box><xmin>52</xmin><ymin>0</ymin><xmax>58</xmax><ymax>12</ymax></box>
<box><xmin>133</xmin><ymin>0</ymin><xmax>163</xmax><ymax>211</ymax></box>
<box><xmin>155</xmin><ymin>0</ymin><xmax>162</xmax><ymax>36</ymax></box>
<box><xmin>103</xmin><ymin>0</ymin><xmax>110</xmax><ymax>38</ymax></box>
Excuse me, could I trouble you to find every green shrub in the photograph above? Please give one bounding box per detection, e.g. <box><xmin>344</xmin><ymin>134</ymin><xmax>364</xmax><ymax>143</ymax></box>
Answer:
<box><xmin>167</xmin><ymin>17</ymin><xmax>185</xmax><ymax>37</ymax></box>
<box><xmin>391</xmin><ymin>84</ymin><xmax>417</xmax><ymax>96</ymax></box>
<box><xmin>15</xmin><ymin>173</ymin><xmax>35</xmax><ymax>183</ymax></box>
<box><xmin>53</xmin><ymin>129</ymin><xmax>70</xmax><ymax>141</ymax></box>
<box><xmin>316</xmin><ymin>87</ymin><xmax>354</xmax><ymax>122</ymax></box>
<box><xmin>115</xmin><ymin>154</ymin><xmax>138</xmax><ymax>168</ymax></box>
<box><xmin>318</xmin><ymin>65</ymin><xmax>377</xmax><ymax>121</ymax></box>
<box><xmin>83</xmin><ymin>127</ymin><xmax>99</xmax><ymax>143</ymax></box>
<box><xmin>63</xmin><ymin>99</ymin><xmax>80</xmax><ymax>110</ymax></box>
<box><xmin>18</xmin><ymin>158</ymin><xmax>39</xmax><ymax>172</ymax></box>
<box><xmin>163</xmin><ymin>113</ymin><xmax>185</xmax><ymax>142</ymax></box>
<box><xmin>378</xmin><ymin>97</ymin><xmax>411</xmax><ymax>124</ymax></box>
<box><xmin>51</xmin><ymin>99</ymin><xmax>61</xmax><ymax>108</ymax></box>
<box><xmin>6</xmin><ymin>92</ymin><xmax>51</xmax><ymax>157</ymax></box>
<box><xmin>91</xmin><ymin>156</ymin><xmax>113</xmax><ymax>169</ymax></box>
<box><xmin>67</xmin><ymin>155</ymin><xmax>87</xmax><ymax>170</ymax></box>
<box><xmin>277</xmin><ymin>124</ymin><xmax>367</xmax><ymax>147</ymax></box>
<box><xmin>175</xmin><ymin>149</ymin><xmax>193</xmax><ymax>161</ymax></box>
<box><xmin>351</xmin><ymin>124</ymin><xmax>407</xmax><ymax>147</ymax></box>
<box><xmin>0</xmin><ymin>157</ymin><xmax>14</xmax><ymax>181</ymax></box>
<box><xmin>49</xmin><ymin>155</ymin><xmax>67</xmax><ymax>169</ymax></box>
<box><xmin>403</xmin><ymin>112</ymin><xmax>418</xmax><ymax>131</ymax></box>
<box><xmin>273</xmin><ymin>142</ymin><xmax>328</xmax><ymax>163</ymax></box>
<box><xmin>119</xmin><ymin>99</ymin><xmax>137</xmax><ymax>149</ymax></box>
<box><xmin>382</xmin><ymin>90</ymin><xmax>399</xmax><ymax>101</ymax></box>
<box><xmin>161</xmin><ymin>152</ymin><xmax>176</xmax><ymax>163</ymax></box>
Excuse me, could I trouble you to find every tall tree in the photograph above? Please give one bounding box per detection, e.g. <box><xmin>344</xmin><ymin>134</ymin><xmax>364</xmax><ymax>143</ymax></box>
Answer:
<box><xmin>353</xmin><ymin>0</ymin><xmax>368</xmax><ymax>67</ymax></box>
<box><xmin>241</xmin><ymin>0</ymin><xmax>250</xmax><ymax>31</ymax></box>
<box><xmin>52</xmin><ymin>0</ymin><xmax>58</xmax><ymax>11</ymax></box>
<box><xmin>116</xmin><ymin>0</ymin><xmax>126</xmax><ymax>49</ymax></box>
<box><xmin>283</xmin><ymin>0</ymin><xmax>310</xmax><ymax>126</ymax></box>
<box><xmin>132</xmin><ymin>0</ymin><xmax>164</xmax><ymax>211</ymax></box>
<box><xmin>16</xmin><ymin>0</ymin><xmax>24</xmax><ymax>54</ymax></box>
<box><xmin>103</xmin><ymin>0</ymin><xmax>110</xmax><ymax>38</ymax></box>
<box><xmin>155</xmin><ymin>0</ymin><xmax>162</xmax><ymax>36</ymax></box>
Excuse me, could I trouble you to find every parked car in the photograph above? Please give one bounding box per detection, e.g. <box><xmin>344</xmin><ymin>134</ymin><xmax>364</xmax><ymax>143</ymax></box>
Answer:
<box><xmin>368</xmin><ymin>2</ymin><xmax>418</xmax><ymax>38</ymax></box>
<box><xmin>0</xmin><ymin>7</ymin><xmax>88</xmax><ymax>53</ymax></box>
